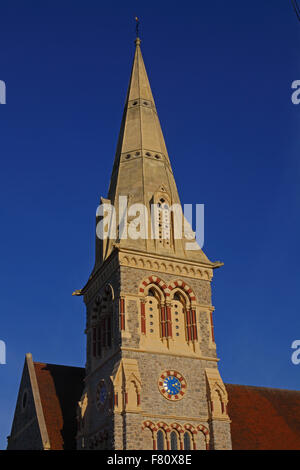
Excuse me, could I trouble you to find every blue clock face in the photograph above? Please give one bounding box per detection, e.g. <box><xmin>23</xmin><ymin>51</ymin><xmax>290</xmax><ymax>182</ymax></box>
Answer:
<box><xmin>158</xmin><ymin>370</ymin><xmax>187</xmax><ymax>401</ymax></box>
<box><xmin>96</xmin><ymin>382</ymin><xmax>108</xmax><ymax>408</ymax></box>
<box><xmin>99</xmin><ymin>385</ymin><xmax>107</xmax><ymax>404</ymax></box>
<box><xmin>163</xmin><ymin>375</ymin><xmax>182</xmax><ymax>395</ymax></box>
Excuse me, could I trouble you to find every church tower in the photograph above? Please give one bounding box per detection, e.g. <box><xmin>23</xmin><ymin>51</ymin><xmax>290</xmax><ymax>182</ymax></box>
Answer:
<box><xmin>74</xmin><ymin>36</ymin><xmax>232</xmax><ymax>451</ymax></box>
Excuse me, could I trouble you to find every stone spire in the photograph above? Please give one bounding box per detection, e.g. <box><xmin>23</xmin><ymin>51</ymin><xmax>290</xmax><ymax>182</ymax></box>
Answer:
<box><xmin>94</xmin><ymin>37</ymin><xmax>213</xmax><ymax>268</ymax></box>
<box><xmin>108</xmin><ymin>37</ymin><xmax>172</xmax><ymax>202</ymax></box>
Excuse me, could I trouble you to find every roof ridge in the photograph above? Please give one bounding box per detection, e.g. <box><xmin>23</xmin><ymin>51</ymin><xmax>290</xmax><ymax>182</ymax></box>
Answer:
<box><xmin>33</xmin><ymin>361</ymin><xmax>85</xmax><ymax>370</ymax></box>
<box><xmin>225</xmin><ymin>382</ymin><xmax>300</xmax><ymax>393</ymax></box>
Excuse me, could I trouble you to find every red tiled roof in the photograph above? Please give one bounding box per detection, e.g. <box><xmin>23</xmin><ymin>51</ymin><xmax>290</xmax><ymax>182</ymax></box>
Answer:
<box><xmin>34</xmin><ymin>362</ymin><xmax>85</xmax><ymax>450</ymax></box>
<box><xmin>226</xmin><ymin>383</ymin><xmax>300</xmax><ymax>450</ymax></box>
<box><xmin>33</xmin><ymin>363</ymin><xmax>300</xmax><ymax>450</ymax></box>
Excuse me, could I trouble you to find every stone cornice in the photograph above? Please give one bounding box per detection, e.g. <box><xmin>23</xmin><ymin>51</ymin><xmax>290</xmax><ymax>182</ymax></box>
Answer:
<box><xmin>121</xmin><ymin>346</ymin><xmax>219</xmax><ymax>362</ymax></box>
<box><xmin>141</xmin><ymin>413</ymin><xmax>209</xmax><ymax>422</ymax></box>
<box><xmin>76</xmin><ymin>245</ymin><xmax>221</xmax><ymax>305</ymax></box>
<box><xmin>80</xmin><ymin>250</ymin><xmax>120</xmax><ymax>304</ymax></box>
<box><xmin>118</xmin><ymin>248</ymin><xmax>216</xmax><ymax>281</ymax></box>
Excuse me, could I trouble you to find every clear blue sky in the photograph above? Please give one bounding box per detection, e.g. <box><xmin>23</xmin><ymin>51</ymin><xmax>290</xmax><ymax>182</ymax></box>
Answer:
<box><xmin>0</xmin><ymin>0</ymin><xmax>300</xmax><ymax>449</ymax></box>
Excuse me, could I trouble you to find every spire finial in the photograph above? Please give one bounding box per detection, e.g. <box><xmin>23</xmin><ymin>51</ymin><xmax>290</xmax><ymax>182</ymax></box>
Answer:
<box><xmin>135</xmin><ymin>17</ymin><xmax>141</xmax><ymax>45</ymax></box>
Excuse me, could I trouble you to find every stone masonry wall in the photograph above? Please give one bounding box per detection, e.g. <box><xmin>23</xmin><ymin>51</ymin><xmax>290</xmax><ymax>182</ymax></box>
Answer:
<box><xmin>7</xmin><ymin>362</ymin><xmax>43</xmax><ymax>450</ymax></box>
<box><xmin>82</xmin><ymin>263</ymin><xmax>231</xmax><ymax>450</ymax></box>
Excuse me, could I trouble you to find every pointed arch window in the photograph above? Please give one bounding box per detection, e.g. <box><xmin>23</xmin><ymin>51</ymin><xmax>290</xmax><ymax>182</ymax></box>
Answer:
<box><xmin>128</xmin><ymin>380</ymin><xmax>139</xmax><ymax>407</ymax></box>
<box><xmin>171</xmin><ymin>294</ymin><xmax>186</xmax><ymax>341</ymax></box>
<box><xmin>92</xmin><ymin>287</ymin><xmax>113</xmax><ymax>359</ymax></box>
<box><xmin>157</xmin><ymin>430</ymin><xmax>165</xmax><ymax>450</ymax></box>
<box><xmin>144</xmin><ymin>287</ymin><xmax>163</xmax><ymax>338</ymax></box>
<box><xmin>152</xmin><ymin>191</ymin><xmax>173</xmax><ymax>250</ymax></box>
<box><xmin>170</xmin><ymin>431</ymin><xmax>179</xmax><ymax>450</ymax></box>
<box><xmin>92</xmin><ymin>325</ymin><xmax>102</xmax><ymax>357</ymax></box>
<box><xmin>157</xmin><ymin>199</ymin><xmax>171</xmax><ymax>246</ymax></box>
<box><xmin>171</xmin><ymin>289</ymin><xmax>197</xmax><ymax>344</ymax></box>
<box><xmin>213</xmin><ymin>388</ymin><xmax>224</xmax><ymax>415</ymax></box>
<box><xmin>184</xmin><ymin>431</ymin><xmax>192</xmax><ymax>450</ymax></box>
<box><xmin>107</xmin><ymin>316</ymin><xmax>112</xmax><ymax>347</ymax></box>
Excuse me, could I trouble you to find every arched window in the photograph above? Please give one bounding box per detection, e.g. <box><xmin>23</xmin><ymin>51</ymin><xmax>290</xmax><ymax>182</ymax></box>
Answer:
<box><xmin>98</xmin><ymin>437</ymin><xmax>104</xmax><ymax>450</ymax></box>
<box><xmin>184</xmin><ymin>431</ymin><xmax>192</xmax><ymax>450</ymax></box>
<box><xmin>170</xmin><ymin>431</ymin><xmax>179</xmax><ymax>450</ymax></box>
<box><xmin>157</xmin><ymin>430</ymin><xmax>165</xmax><ymax>450</ymax></box>
<box><xmin>104</xmin><ymin>433</ymin><xmax>109</xmax><ymax>450</ymax></box>
<box><xmin>213</xmin><ymin>389</ymin><xmax>224</xmax><ymax>415</ymax></box>
<box><xmin>92</xmin><ymin>324</ymin><xmax>100</xmax><ymax>358</ymax></box>
<box><xmin>157</xmin><ymin>199</ymin><xmax>171</xmax><ymax>246</ymax></box>
<box><xmin>145</xmin><ymin>287</ymin><xmax>161</xmax><ymax>338</ymax></box>
<box><xmin>152</xmin><ymin>190</ymin><xmax>173</xmax><ymax>250</ymax></box>
<box><xmin>171</xmin><ymin>289</ymin><xmax>197</xmax><ymax>344</ymax></box>
<box><xmin>171</xmin><ymin>291</ymin><xmax>187</xmax><ymax>341</ymax></box>
<box><xmin>128</xmin><ymin>380</ymin><xmax>139</xmax><ymax>407</ymax></box>
<box><xmin>92</xmin><ymin>288</ymin><xmax>113</xmax><ymax>359</ymax></box>
<box><xmin>142</xmin><ymin>427</ymin><xmax>154</xmax><ymax>450</ymax></box>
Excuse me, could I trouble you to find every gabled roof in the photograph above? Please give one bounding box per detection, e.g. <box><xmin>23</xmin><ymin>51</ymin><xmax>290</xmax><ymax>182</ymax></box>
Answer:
<box><xmin>226</xmin><ymin>383</ymin><xmax>300</xmax><ymax>450</ymax></box>
<box><xmin>31</xmin><ymin>373</ymin><xmax>300</xmax><ymax>450</ymax></box>
<box><xmin>8</xmin><ymin>356</ymin><xmax>300</xmax><ymax>450</ymax></box>
<box><xmin>7</xmin><ymin>354</ymin><xmax>85</xmax><ymax>450</ymax></box>
<box><xmin>33</xmin><ymin>361</ymin><xmax>85</xmax><ymax>450</ymax></box>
